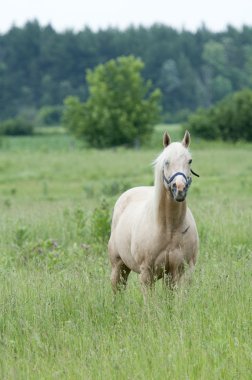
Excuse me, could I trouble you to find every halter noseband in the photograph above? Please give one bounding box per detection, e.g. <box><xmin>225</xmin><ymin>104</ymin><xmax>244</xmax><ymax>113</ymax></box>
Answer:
<box><xmin>163</xmin><ymin>171</ymin><xmax>192</xmax><ymax>191</ymax></box>
<box><xmin>163</xmin><ymin>169</ymin><xmax>200</xmax><ymax>191</ymax></box>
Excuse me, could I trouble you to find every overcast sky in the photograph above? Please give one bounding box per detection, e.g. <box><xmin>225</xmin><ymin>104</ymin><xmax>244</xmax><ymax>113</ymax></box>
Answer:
<box><xmin>1</xmin><ymin>0</ymin><xmax>252</xmax><ymax>33</ymax></box>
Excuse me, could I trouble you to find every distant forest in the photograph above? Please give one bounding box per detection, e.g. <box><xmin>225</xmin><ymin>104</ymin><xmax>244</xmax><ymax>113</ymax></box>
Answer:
<box><xmin>1</xmin><ymin>21</ymin><xmax>252</xmax><ymax>121</ymax></box>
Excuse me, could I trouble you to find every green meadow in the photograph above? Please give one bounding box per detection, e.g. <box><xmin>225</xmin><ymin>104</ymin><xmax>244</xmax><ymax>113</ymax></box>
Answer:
<box><xmin>0</xmin><ymin>126</ymin><xmax>251</xmax><ymax>379</ymax></box>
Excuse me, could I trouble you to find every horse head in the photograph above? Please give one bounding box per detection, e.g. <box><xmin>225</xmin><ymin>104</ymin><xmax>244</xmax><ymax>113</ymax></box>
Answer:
<box><xmin>162</xmin><ymin>130</ymin><xmax>199</xmax><ymax>202</ymax></box>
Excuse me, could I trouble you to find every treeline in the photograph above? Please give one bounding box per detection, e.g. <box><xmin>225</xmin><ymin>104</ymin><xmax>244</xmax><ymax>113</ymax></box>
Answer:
<box><xmin>1</xmin><ymin>21</ymin><xmax>252</xmax><ymax>121</ymax></box>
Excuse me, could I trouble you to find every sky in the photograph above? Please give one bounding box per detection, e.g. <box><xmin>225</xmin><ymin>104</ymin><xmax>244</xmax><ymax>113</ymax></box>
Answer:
<box><xmin>1</xmin><ymin>0</ymin><xmax>252</xmax><ymax>33</ymax></box>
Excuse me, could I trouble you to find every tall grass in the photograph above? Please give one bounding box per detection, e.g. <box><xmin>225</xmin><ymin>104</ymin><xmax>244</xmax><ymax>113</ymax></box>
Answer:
<box><xmin>0</xmin><ymin>128</ymin><xmax>251</xmax><ymax>379</ymax></box>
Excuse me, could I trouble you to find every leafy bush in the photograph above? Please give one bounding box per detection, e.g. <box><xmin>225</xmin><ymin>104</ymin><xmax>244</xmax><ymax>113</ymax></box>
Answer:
<box><xmin>37</xmin><ymin>106</ymin><xmax>63</xmax><ymax>126</ymax></box>
<box><xmin>185</xmin><ymin>108</ymin><xmax>221</xmax><ymax>140</ymax></box>
<box><xmin>0</xmin><ymin>117</ymin><xmax>33</xmax><ymax>136</ymax></box>
<box><xmin>63</xmin><ymin>56</ymin><xmax>161</xmax><ymax>148</ymax></box>
<box><xmin>72</xmin><ymin>199</ymin><xmax>111</xmax><ymax>251</ymax></box>
<box><xmin>185</xmin><ymin>89</ymin><xmax>252</xmax><ymax>141</ymax></box>
<box><xmin>90</xmin><ymin>199</ymin><xmax>111</xmax><ymax>244</ymax></box>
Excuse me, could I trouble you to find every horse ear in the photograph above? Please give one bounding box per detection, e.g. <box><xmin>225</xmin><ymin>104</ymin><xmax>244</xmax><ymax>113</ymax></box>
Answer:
<box><xmin>182</xmin><ymin>130</ymin><xmax>190</xmax><ymax>148</ymax></box>
<box><xmin>163</xmin><ymin>131</ymin><xmax>171</xmax><ymax>147</ymax></box>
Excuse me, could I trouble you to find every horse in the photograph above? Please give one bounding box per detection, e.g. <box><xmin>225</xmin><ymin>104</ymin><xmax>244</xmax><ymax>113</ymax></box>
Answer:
<box><xmin>108</xmin><ymin>131</ymin><xmax>199</xmax><ymax>295</ymax></box>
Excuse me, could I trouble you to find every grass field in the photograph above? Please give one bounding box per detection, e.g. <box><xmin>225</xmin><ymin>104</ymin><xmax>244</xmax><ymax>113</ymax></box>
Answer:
<box><xmin>0</xmin><ymin>126</ymin><xmax>251</xmax><ymax>379</ymax></box>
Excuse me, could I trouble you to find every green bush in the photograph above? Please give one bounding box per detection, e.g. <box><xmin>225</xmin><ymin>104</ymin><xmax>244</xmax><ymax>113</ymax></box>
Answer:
<box><xmin>37</xmin><ymin>106</ymin><xmax>63</xmax><ymax>126</ymax></box>
<box><xmin>90</xmin><ymin>198</ymin><xmax>111</xmax><ymax>245</ymax></box>
<box><xmin>63</xmin><ymin>56</ymin><xmax>161</xmax><ymax>148</ymax></box>
<box><xmin>72</xmin><ymin>199</ymin><xmax>111</xmax><ymax>251</ymax></box>
<box><xmin>0</xmin><ymin>117</ymin><xmax>34</xmax><ymax>136</ymax></box>
<box><xmin>185</xmin><ymin>88</ymin><xmax>252</xmax><ymax>141</ymax></box>
<box><xmin>186</xmin><ymin>108</ymin><xmax>221</xmax><ymax>140</ymax></box>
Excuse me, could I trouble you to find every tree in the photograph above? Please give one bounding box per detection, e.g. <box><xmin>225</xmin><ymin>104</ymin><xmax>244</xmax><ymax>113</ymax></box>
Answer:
<box><xmin>203</xmin><ymin>41</ymin><xmax>227</xmax><ymax>74</ymax></box>
<box><xmin>63</xmin><ymin>56</ymin><xmax>161</xmax><ymax>147</ymax></box>
<box><xmin>211</xmin><ymin>75</ymin><xmax>233</xmax><ymax>101</ymax></box>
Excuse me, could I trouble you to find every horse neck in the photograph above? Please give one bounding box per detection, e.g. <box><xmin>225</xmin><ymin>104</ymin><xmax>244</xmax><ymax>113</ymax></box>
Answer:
<box><xmin>154</xmin><ymin>165</ymin><xmax>186</xmax><ymax>229</ymax></box>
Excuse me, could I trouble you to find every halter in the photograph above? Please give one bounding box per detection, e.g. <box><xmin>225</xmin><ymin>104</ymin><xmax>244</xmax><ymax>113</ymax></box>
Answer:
<box><xmin>163</xmin><ymin>171</ymin><xmax>192</xmax><ymax>191</ymax></box>
<box><xmin>163</xmin><ymin>169</ymin><xmax>200</xmax><ymax>191</ymax></box>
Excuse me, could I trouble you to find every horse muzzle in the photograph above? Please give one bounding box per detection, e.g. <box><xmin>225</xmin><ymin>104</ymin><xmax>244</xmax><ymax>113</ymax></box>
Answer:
<box><xmin>163</xmin><ymin>171</ymin><xmax>192</xmax><ymax>202</ymax></box>
<box><xmin>171</xmin><ymin>184</ymin><xmax>187</xmax><ymax>202</ymax></box>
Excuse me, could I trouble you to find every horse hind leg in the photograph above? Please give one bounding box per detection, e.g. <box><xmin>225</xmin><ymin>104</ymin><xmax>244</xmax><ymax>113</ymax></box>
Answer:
<box><xmin>109</xmin><ymin>252</ymin><xmax>131</xmax><ymax>293</ymax></box>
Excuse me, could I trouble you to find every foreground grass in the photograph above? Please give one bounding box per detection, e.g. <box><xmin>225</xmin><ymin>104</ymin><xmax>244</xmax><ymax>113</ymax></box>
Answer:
<box><xmin>0</xmin><ymin>129</ymin><xmax>251</xmax><ymax>379</ymax></box>
<box><xmin>0</xmin><ymin>257</ymin><xmax>250</xmax><ymax>379</ymax></box>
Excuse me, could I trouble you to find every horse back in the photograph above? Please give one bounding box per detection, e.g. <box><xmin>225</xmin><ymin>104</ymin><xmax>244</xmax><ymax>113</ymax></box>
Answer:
<box><xmin>110</xmin><ymin>186</ymin><xmax>154</xmax><ymax>231</ymax></box>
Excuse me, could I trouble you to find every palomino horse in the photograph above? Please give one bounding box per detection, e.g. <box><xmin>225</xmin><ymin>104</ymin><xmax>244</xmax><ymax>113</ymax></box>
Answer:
<box><xmin>108</xmin><ymin>131</ymin><xmax>199</xmax><ymax>294</ymax></box>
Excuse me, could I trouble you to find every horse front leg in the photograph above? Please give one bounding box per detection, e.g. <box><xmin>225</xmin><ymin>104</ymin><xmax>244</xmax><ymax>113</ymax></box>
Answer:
<box><xmin>139</xmin><ymin>264</ymin><xmax>154</xmax><ymax>300</ymax></box>
<box><xmin>179</xmin><ymin>258</ymin><xmax>196</xmax><ymax>287</ymax></box>
<box><xmin>165</xmin><ymin>258</ymin><xmax>195</xmax><ymax>290</ymax></box>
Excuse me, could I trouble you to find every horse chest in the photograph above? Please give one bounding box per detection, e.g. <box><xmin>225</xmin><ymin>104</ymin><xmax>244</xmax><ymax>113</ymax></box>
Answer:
<box><xmin>153</xmin><ymin>245</ymin><xmax>185</xmax><ymax>279</ymax></box>
<box><xmin>132</xmin><ymin>226</ymin><xmax>188</xmax><ymax>268</ymax></box>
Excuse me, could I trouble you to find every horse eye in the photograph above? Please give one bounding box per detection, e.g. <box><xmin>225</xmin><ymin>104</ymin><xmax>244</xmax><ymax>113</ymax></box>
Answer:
<box><xmin>165</xmin><ymin>160</ymin><xmax>169</xmax><ymax>166</ymax></box>
<box><xmin>188</xmin><ymin>159</ymin><xmax>192</xmax><ymax>164</ymax></box>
